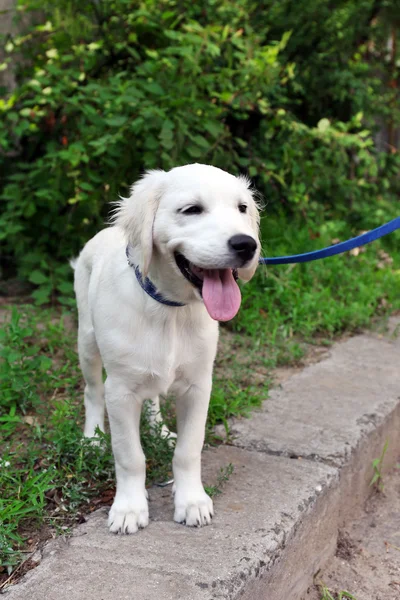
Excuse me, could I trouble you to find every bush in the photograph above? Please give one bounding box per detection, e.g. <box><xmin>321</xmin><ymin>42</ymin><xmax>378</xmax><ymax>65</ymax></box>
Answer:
<box><xmin>0</xmin><ymin>0</ymin><xmax>399</xmax><ymax>296</ymax></box>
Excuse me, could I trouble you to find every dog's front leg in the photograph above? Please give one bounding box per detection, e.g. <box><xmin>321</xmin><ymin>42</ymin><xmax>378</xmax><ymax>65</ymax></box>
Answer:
<box><xmin>173</xmin><ymin>379</ymin><xmax>213</xmax><ymax>527</ymax></box>
<box><xmin>105</xmin><ymin>378</ymin><xmax>148</xmax><ymax>534</ymax></box>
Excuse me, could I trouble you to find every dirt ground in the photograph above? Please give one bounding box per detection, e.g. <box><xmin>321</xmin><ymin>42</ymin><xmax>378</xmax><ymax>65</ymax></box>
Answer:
<box><xmin>305</xmin><ymin>466</ymin><xmax>400</xmax><ymax>600</ymax></box>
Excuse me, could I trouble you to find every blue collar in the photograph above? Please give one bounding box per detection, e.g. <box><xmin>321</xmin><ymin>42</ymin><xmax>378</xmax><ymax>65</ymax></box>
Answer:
<box><xmin>126</xmin><ymin>246</ymin><xmax>186</xmax><ymax>307</ymax></box>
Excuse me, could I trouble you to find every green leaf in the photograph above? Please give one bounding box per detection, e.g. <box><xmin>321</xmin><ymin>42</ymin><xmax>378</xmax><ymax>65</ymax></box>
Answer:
<box><xmin>203</xmin><ymin>121</ymin><xmax>223</xmax><ymax>138</ymax></box>
<box><xmin>248</xmin><ymin>166</ymin><xmax>258</xmax><ymax>177</ymax></box>
<box><xmin>31</xmin><ymin>287</ymin><xmax>52</xmax><ymax>305</ymax></box>
<box><xmin>56</xmin><ymin>281</ymin><xmax>73</xmax><ymax>295</ymax></box>
<box><xmin>143</xmin><ymin>81</ymin><xmax>165</xmax><ymax>96</ymax></box>
<box><xmin>39</xmin><ymin>356</ymin><xmax>52</xmax><ymax>371</ymax></box>
<box><xmin>79</xmin><ymin>182</ymin><xmax>94</xmax><ymax>192</ymax></box>
<box><xmin>191</xmin><ymin>135</ymin><xmax>209</xmax><ymax>149</ymax></box>
<box><xmin>186</xmin><ymin>145</ymin><xmax>204</xmax><ymax>158</ymax></box>
<box><xmin>105</xmin><ymin>116</ymin><xmax>128</xmax><ymax>128</ymax></box>
<box><xmin>29</xmin><ymin>271</ymin><xmax>48</xmax><ymax>285</ymax></box>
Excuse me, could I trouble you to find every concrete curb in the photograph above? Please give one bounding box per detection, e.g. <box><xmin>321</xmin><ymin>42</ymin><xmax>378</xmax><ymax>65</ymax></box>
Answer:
<box><xmin>4</xmin><ymin>320</ymin><xmax>400</xmax><ymax>600</ymax></box>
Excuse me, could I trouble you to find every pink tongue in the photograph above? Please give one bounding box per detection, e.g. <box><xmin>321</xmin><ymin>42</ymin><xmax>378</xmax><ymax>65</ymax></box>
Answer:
<box><xmin>202</xmin><ymin>269</ymin><xmax>242</xmax><ymax>322</ymax></box>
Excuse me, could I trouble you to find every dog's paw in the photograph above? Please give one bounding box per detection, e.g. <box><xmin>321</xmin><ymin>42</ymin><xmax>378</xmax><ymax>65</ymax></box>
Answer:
<box><xmin>173</xmin><ymin>486</ymin><xmax>214</xmax><ymax>527</ymax></box>
<box><xmin>108</xmin><ymin>494</ymin><xmax>149</xmax><ymax>534</ymax></box>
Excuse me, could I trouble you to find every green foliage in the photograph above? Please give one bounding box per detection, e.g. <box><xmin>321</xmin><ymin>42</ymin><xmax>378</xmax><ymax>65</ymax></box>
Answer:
<box><xmin>27</xmin><ymin>264</ymin><xmax>75</xmax><ymax>306</ymax></box>
<box><xmin>0</xmin><ymin>461</ymin><xmax>56</xmax><ymax>571</ymax></box>
<box><xmin>0</xmin><ymin>0</ymin><xmax>399</xmax><ymax>288</ymax></box>
<box><xmin>0</xmin><ymin>306</ymin><xmax>59</xmax><ymax>415</ymax></box>
<box><xmin>0</xmin><ymin>0</ymin><xmax>288</xmax><ymax>281</ymax></box>
<box><xmin>209</xmin><ymin>381</ymin><xmax>263</xmax><ymax>432</ymax></box>
<box><xmin>204</xmin><ymin>463</ymin><xmax>234</xmax><ymax>498</ymax></box>
<box><xmin>318</xmin><ymin>583</ymin><xmax>358</xmax><ymax>600</ymax></box>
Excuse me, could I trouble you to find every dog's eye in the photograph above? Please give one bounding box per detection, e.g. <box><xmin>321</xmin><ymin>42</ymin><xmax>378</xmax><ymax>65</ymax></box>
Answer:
<box><xmin>238</xmin><ymin>204</ymin><xmax>247</xmax><ymax>214</ymax></box>
<box><xmin>181</xmin><ymin>205</ymin><xmax>204</xmax><ymax>215</ymax></box>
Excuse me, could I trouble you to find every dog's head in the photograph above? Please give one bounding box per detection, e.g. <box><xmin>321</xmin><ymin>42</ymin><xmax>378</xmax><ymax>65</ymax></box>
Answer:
<box><xmin>114</xmin><ymin>164</ymin><xmax>261</xmax><ymax>321</ymax></box>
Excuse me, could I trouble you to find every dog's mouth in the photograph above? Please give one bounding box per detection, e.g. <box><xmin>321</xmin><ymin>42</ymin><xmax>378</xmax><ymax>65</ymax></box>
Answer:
<box><xmin>174</xmin><ymin>253</ymin><xmax>241</xmax><ymax>322</ymax></box>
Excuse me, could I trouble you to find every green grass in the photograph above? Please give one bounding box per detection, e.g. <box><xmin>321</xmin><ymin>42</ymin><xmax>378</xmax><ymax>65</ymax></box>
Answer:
<box><xmin>1</xmin><ymin>213</ymin><xmax>400</xmax><ymax>578</ymax></box>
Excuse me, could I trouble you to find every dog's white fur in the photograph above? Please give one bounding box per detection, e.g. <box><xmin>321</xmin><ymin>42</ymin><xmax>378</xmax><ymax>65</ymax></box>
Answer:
<box><xmin>73</xmin><ymin>163</ymin><xmax>260</xmax><ymax>533</ymax></box>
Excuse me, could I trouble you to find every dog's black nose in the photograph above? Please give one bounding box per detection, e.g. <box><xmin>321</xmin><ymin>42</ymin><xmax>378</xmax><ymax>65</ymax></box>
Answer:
<box><xmin>228</xmin><ymin>234</ymin><xmax>257</xmax><ymax>262</ymax></box>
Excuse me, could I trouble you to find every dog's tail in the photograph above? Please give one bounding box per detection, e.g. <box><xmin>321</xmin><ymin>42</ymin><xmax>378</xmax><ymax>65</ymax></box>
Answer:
<box><xmin>69</xmin><ymin>257</ymin><xmax>78</xmax><ymax>270</ymax></box>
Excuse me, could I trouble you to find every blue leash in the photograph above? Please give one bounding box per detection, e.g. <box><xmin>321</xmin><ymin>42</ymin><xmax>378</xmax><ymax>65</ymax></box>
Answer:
<box><xmin>259</xmin><ymin>217</ymin><xmax>400</xmax><ymax>265</ymax></box>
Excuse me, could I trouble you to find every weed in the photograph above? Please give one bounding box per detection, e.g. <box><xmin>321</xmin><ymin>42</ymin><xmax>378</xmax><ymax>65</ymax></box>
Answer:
<box><xmin>319</xmin><ymin>584</ymin><xmax>358</xmax><ymax>600</ymax></box>
<box><xmin>209</xmin><ymin>381</ymin><xmax>264</xmax><ymax>434</ymax></box>
<box><xmin>315</xmin><ymin>575</ymin><xmax>358</xmax><ymax>600</ymax></box>
<box><xmin>0</xmin><ymin>307</ymin><xmax>53</xmax><ymax>416</ymax></box>
<box><xmin>370</xmin><ymin>439</ymin><xmax>389</xmax><ymax>491</ymax></box>
<box><xmin>205</xmin><ymin>464</ymin><xmax>234</xmax><ymax>498</ymax></box>
<box><xmin>336</xmin><ymin>591</ymin><xmax>358</xmax><ymax>600</ymax></box>
<box><xmin>0</xmin><ymin>460</ymin><xmax>56</xmax><ymax>571</ymax></box>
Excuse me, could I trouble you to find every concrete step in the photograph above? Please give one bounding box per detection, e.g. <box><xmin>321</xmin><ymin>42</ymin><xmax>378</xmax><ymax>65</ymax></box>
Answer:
<box><xmin>4</xmin><ymin>319</ymin><xmax>400</xmax><ymax>600</ymax></box>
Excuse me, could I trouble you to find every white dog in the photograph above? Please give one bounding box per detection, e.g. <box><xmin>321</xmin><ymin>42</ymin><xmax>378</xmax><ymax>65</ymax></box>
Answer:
<box><xmin>73</xmin><ymin>163</ymin><xmax>260</xmax><ymax>534</ymax></box>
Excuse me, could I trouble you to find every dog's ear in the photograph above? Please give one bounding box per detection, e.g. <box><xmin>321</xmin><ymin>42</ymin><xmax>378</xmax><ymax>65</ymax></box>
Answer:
<box><xmin>113</xmin><ymin>170</ymin><xmax>166</xmax><ymax>276</ymax></box>
<box><xmin>237</xmin><ymin>177</ymin><xmax>262</xmax><ymax>282</ymax></box>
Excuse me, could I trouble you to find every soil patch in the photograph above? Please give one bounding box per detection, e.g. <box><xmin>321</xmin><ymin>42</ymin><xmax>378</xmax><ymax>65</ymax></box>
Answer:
<box><xmin>305</xmin><ymin>467</ymin><xmax>400</xmax><ymax>600</ymax></box>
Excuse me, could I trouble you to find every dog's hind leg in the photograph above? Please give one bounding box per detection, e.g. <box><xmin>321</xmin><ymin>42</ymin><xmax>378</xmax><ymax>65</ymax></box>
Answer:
<box><xmin>79</xmin><ymin>328</ymin><xmax>105</xmax><ymax>438</ymax></box>
<box><xmin>74</xmin><ymin>258</ymin><xmax>105</xmax><ymax>438</ymax></box>
<box><xmin>148</xmin><ymin>396</ymin><xmax>177</xmax><ymax>444</ymax></box>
